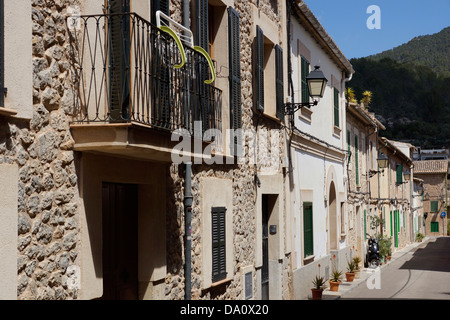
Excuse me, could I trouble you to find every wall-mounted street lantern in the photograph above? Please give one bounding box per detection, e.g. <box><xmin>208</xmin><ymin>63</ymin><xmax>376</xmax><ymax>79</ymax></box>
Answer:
<box><xmin>284</xmin><ymin>66</ymin><xmax>328</xmax><ymax>115</ymax></box>
<box><xmin>403</xmin><ymin>170</ymin><xmax>411</xmax><ymax>181</ymax></box>
<box><xmin>370</xmin><ymin>152</ymin><xmax>389</xmax><ymax>178</ymax></box>
<box><xmin>376</xmin><ymin>152</ymin><xmax>389</xmax><ymax>170</ymax></box>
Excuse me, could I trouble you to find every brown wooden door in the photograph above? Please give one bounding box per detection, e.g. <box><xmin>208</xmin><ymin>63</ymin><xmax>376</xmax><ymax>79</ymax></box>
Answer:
<box><xmin>102</xmin><ymin>182</ymin><xmax>138</xmax><ymax>300</ymax></box>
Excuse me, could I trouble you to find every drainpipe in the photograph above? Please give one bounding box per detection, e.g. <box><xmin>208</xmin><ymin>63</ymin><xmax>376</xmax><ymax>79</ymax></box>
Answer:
<box><xmin>182</xmin><ymin>1</ymin><xmax>192</xmax><ymax>300</ymax></box>
<box><xmin>184</xmin><ymin>162</ymin><xmax>193</xmax><ymax>300</ymax></box>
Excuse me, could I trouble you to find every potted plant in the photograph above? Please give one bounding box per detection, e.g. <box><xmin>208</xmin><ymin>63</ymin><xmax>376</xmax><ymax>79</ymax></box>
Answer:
<box><xmin>416</xmin><ymin>232</ymin><xmax>424</xmax><ymax>242</ymax></box>
<box><xmin>352</xmin><ymin>256</ymin><xmax>362</xmax><ymax>278</ymax></box>
<box><xmin>345</xmin><ymin>261</ymin><xmax>356</xmax><ymax>282</ymax></box>
<box><xmin>378</xmin><ymin>236</ymin><xmax>392</xmax><ymax>263</ymax></box>
<box><xmin>329</xmin><ymin>269</ymin><xmax>342</xmax><ymax>292</ymax></box>
<box><xmin>352</xmin><ymin>256</ymin><xmax>361</xmax><ymax>270</ymax></box>
<box><xmin>311</xmin><ymin>275</ymin><xmax>326</xmax><ymax>300</ymax></box>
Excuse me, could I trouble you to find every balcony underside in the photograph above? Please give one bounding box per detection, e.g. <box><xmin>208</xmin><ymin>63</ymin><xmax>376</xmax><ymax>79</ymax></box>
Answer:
<box><xmin>70</xmin><ymin>122</ymin><xmax>210</xmax><ymax>163</ymax></box>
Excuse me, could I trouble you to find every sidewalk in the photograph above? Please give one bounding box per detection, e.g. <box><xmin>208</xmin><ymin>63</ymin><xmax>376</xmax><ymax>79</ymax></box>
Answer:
<box><xmin>316</xmin><ymin>237</ymin><xmax>431</xmax><ymax>300</ymax></box>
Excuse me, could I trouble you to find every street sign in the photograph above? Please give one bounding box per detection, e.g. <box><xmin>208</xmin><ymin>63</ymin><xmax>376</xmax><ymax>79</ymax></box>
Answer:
<box><xmin>441</xmin><ymin>212</ymin><xmax>446</xmax><ymax>218</ymax></box>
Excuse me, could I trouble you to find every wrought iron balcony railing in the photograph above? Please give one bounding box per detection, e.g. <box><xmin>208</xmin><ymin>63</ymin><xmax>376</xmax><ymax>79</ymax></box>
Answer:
<box><xmin>67</xmin><ymin>12</ymin><xmax>221</xmax><ymax>136</ymax></box>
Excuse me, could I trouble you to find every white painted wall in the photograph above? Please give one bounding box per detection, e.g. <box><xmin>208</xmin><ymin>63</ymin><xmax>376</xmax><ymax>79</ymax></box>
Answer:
<box><xmin>290</xmin><ymin>20</ymin><xmax>346</xmax><ymax>151</ymax></box>
<box><xmin>290</xmin><ymin>18</ymin><xmax>348</xmax><ymax>269</ymax></box>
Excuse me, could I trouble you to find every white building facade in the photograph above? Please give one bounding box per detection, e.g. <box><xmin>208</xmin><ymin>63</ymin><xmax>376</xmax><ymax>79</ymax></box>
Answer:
<box><xmin>286</xmin><ymin>2</ymin><xmax>355</xmax><ymax>299</ymax></box>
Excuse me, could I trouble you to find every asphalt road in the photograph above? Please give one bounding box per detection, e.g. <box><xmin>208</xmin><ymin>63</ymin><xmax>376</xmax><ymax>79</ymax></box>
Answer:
<box><xmin>340</xmin><ymin>237</ymin><xmax>450</xmax><ymax>300</ymax></box>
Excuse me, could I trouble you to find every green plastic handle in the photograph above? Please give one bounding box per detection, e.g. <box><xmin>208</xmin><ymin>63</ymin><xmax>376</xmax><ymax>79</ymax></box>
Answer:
<box><xmin>159</xmin><ymin>26</ymin><xmax>186</xmax><ymax>69</ymax></box>
<box><xmin>193</xmin><ymin>46</ymin><xmax>216</xmax><ymax>84</ymax></box>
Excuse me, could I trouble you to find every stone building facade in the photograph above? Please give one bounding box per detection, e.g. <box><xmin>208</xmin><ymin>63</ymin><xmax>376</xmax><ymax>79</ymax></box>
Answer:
<box><xmin>346</xmin><ymin>102</ymin><xmax>385</xmax><ymax>261</ymax></box>
<box><xmin>0</xmin><ymin>0</ymin><xmax>293</xmax><ymax>300</ymax></box>
<box><xmin>413</xmin><ymin>160</ymin><xmax>448</xmax><ymax>237</ymax></box>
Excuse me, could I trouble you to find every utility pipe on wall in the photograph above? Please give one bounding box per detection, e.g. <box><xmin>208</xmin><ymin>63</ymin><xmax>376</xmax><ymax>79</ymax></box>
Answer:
<box><xmin>184</xmin><ymin>162</ymin><xmax>192</xmax><ymax>300</ymax></box>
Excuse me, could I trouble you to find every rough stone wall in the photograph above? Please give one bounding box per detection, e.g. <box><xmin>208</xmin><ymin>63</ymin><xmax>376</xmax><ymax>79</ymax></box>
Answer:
<box><xmin>15</xmin><ymin>0</ymin><xmax>81</xmax><ymax>299</ymax></box>
<box><xmin>164</xmin><ymin>0</ymin><xmax>291</xmax><ymax>300</ymax></box>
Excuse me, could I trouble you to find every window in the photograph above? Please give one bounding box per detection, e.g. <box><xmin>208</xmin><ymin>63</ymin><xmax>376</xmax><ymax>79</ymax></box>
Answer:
<box><xmin>430</xmin><ymin>201</ymin><xmax>438</xmax><ymax>212</ymax></box>
<box><xmin>396</xmin><ymin>164</ymin><xmax>403</xmax><ymax>184</ymax></box>
<box><xmin>355</xmin><ymin>135</ymin><xmax>359</xmax><ymax>186</ymax></box>
<box><xmin>303</xmin><ymin>202</ymin><xmax>313</xmax><ymax>258</ymax></box>
<box><xmin>211</xmin><ymin>206</ymin><xmax>227</xmax><ymax>282</ymax></box>
<box><xmin>255</xmin><ymin>26</ymin><xmax>284</xmax><ymax>119</ymax></box>
<box><xmin>364</xmin><ymin>209</ymin><xmax>367</xmax><ymax>240</ymax></box>
<box><xmin>333</xmin><ymin>88</ymin><xmax>339</xmax><ymax>127</ymax></box>
<box><xmin>431</xmin><ymin>221</ymin><xmax>439</xmax><ymax>233</ymax></box>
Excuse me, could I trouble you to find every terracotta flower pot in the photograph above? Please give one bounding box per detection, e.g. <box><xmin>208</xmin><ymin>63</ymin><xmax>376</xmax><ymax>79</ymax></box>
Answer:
<box><xmin>311</xmin><ymin>288</ymin><xmax>323</xmax><ymax>300</ymax></box>
<box><xmin>345</xmin><ymin>272</ymin><xmax>355</xmax><ymax>282</ymax></box>
<box><xmin>329</xmin><ymin>281</ymin><xmax>340</xmax><ymax>292</ymax></box>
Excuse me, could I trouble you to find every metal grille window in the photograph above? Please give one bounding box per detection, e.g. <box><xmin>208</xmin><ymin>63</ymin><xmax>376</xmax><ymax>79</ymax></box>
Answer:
<box><xmin>211</xmin><ymin>206</ymin><xmax>227</xmax><ymax>283</ymax></box>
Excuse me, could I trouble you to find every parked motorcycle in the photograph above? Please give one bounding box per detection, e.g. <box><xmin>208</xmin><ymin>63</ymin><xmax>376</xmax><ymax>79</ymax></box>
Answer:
<box><xmin>365</xmin><ymin>234</ymin><xmax>380</xmax><ymax>268</ymax></box>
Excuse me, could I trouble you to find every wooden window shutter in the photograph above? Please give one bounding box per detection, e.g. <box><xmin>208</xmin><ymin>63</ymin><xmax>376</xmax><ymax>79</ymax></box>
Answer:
<box><xmin>151</xmin><ymin>0</ymin><xmax>170</xmax><ymax>24</ymax></box>
<box><xmin>301</xmin><ymin>56</ymin><xmax>309</xmax><ymax>104</ymax></box>
<box><xmin>334</xmin><ymin>88</ymin><xmax>339</xmax><ymax>127</ymax></box>
<box><xmin>228</xmin><ymin>7</ymin><xmax>242</xmax><ymax>155</ymax></box>
<box><xmin>196</xmin><ymin>0</ymin><xmax>209</xmax><ymax>51</ymax></box>
<box><xmin>396</xmin><ymin>164</ymin><xmax>403</xmax><ymax>184</ymax></box>
<box><xmin>275</xmin><ymin>44</ymin><xmax>284</xmax><ymax>120</ymax></box>
<box><xmin>347</xmin><ymin>130</ymin><xmax>351</xmax><ymax>163</ymax></box>
<box><xmin>107</xmin><ymin>0</ymin><xmax>131</xmax><ymax>122</ymax></box>
<box><xmin>211</xmin><ymin>206</ymin><xmax>227</xmax><ymax>283</ymax></box>
<box><xmin>303</xmin><ymin>202</ymin><xmax>313</xmax><ymax>258</ymax></box>
<box><xmin>255</xmin><ymin>26</ymin><xmax>264</xmax><ymax>112</ymax></box>
<box><xmin>0</xmin><ymin>0</ymin><xmax>4</xmax><ymax>108</ymax></box>
<box><xmin>431</xmin><ymin>201</ymin><xmax>438</xmax><ymax>212</ymax></box>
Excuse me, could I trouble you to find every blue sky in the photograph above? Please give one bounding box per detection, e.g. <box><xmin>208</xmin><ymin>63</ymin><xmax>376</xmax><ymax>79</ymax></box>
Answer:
<box><xmin>303</xmin><ymin>0</ymin><xmax>450</xmax><ymax>59</ymax></box>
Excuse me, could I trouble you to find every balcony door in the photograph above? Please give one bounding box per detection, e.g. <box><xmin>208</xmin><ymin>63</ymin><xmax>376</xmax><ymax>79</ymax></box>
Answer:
<box><xmin>102</xmin><ymin>182</ymin><xmax>138</xmax><ymax>300</ymax></box>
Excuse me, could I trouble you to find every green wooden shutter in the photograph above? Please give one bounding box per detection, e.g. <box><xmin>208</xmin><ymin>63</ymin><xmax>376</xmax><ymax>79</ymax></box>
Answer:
<box><xmin>334</xmin><ymin>88</ymin><xmax>339</xmax><ymax>127</ymax></box>
<box><xmin>396</xmin><ymin>164</ymin><xmax>403</xmax><ymax>184</ymax></box>
<box><xmin>364</xmin><ymin>209</ymin><xmax>367</xmax><ymax>240</ymax></box>
<box><xmin>0</xmin><ymin>0</ymin><xmax>4</xmax><ymax>108</ymax></box>
<box><xmin>303</xmin><ymin>202</ymin><xmax>313</xmax><ymax>258</ymax></box>
<box><xmin>431</xmin><ymin>201</ymin><xmax>438</xmax><ymax>212</ymax></box>
<box><xmin>347</xmin><ymin>130</ymin><xmax>351</xmax><ymax>163</ymax></box>
<box><xmin>255</xmin><ymin>26</ymin><xmax>264</xmax><ymax>112</ymax></box>
<box><xmin>355</xmin><ymin>135</ymin><xmax>359</xmax><ymax>186</ymax></box>
<box><xmin>431</xmin><ymin>221</ymin><xmax>439</xmax><ymax>233</ymax></box>
<box><xmin>275</xmin><ymin>44</ymin><xmax>284</xmax><ymax>119</ymax></box>
<box><xmin>390</xmin><ymin>211</ymin><xmax>393</xmax><ymax>237</ymax></box>
<box><xmin>212</xmin><ymin>206</ymin><xmax>227</xmax><ymax>282</ymax></box>
<box><xmin>301</xmin><ymin>56</ymin><xmax>309</xmax><ymax>104</ymax></box>
<box><xmin>228</xmin><ymin>7</ymin><xmax>242</xmax><ymax>155</ymax></box>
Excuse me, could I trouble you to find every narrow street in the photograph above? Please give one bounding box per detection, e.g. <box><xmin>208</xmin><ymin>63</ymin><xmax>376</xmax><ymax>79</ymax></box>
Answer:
<box><xmin>340</xmin><ymin>237</ymin><xmax>450</xmax><ymax>300</ymax></box>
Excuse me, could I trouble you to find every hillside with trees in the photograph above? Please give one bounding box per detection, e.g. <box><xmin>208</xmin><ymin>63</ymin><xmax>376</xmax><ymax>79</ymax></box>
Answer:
<box><xmin>348</xmin><ymin>27</ymin><xmax>450</xmax><ymax>148</ymax></box>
